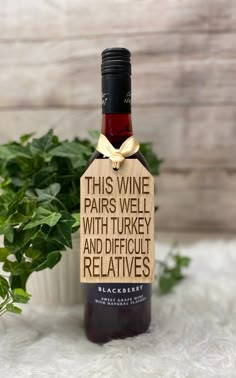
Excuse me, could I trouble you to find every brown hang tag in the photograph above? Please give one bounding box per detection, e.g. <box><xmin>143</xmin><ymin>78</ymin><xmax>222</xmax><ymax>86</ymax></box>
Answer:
<box><xmin>80</xmin><ymin>159</ymin><xmax>155</xmax><ymax>283</ymax></box>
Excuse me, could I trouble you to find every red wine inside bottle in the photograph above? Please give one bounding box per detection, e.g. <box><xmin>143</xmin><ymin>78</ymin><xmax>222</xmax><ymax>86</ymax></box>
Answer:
<box><xmin>84</xmin><ymin>48</ymin><xmax>151</xmax><ymax>343</ymax></box>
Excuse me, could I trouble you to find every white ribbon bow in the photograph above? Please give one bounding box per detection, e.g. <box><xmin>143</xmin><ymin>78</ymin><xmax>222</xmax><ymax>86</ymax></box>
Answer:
<box><xmin>96</xmin><ymin>134</ymin><xmax>140</xmax><ymax>169</ymax></box>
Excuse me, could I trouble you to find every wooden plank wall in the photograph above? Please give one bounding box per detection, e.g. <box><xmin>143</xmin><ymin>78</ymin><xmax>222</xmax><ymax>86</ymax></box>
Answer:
<box><xmin>0</xmin><ymin>0</ymin><xmax>235</xmax><ymax>235</ymax></box>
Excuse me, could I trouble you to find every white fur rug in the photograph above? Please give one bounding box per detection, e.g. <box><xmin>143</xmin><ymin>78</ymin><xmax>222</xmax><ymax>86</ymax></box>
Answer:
<box><xmin>0</xmin><ymin>240</ymin><xmax>236</xmax><ymax>378</ymax></box>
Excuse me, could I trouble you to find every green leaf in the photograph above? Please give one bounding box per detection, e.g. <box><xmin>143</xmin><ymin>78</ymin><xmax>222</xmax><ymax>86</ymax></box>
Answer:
<box><xmin>4</xmin><ymin>226</ymin><xmax>14</xmax><ymax>243</ymax></box>
<box><xmin>164</xmin><ymin>266</ymin><xmax>183</xmax><ymax>280</ymax></box>
<box><xmin>72</xmin><ymin>213</ymin><xmax>80</xmax><ymax>228</ymax></box>
<box><xmin>0</xmin><ymin>276</ymin><xmax>9</xmax><ymax>299</ymax></box>
<box><xmin>159</xmin><ymin>276</ymin><xmax>176</xmax><ymax>295</ymax></box>
<box><xmin>35</xmin><ymin>183</ymin><xmax>61</xmax><ymax>202</ymax></box>
<box><xmin>139</xmin><ymin>142</ymin><xmax>163</xmax><ymax>176</ymax></box>
<box><xmin>5</xmin><ymin>228</ymin><xmax>42</xmax><ymax>253</ymax></box>
<box><xmin>10</xmin><ymin>272</ymin><xmax>31</xmax><ymax>291</ymax></box>
<box><xmin>25</xmin><ymin>248</ymin><xmax>43</xmax><ymax>261</ymax></box>
<box><xmin>174</xmin><ymin>255</ymin><xmax>191</xmax><ymax>267</ymax></box>
<box><xmin>20</xmin><ymin>133</ymin><xmax>35</xmax><ymax>145</ymax></box>
<box><xmin>0</xmin><ymin>189</ymin><xmax>16</xmax><ymax>209</ymax></box>
<box><xmin>35</xmin><ymin>251</ymin><xmax>62</xmax><ymax>271</ymax></box>
<box><xmin>49</xmin><ymin>142</ymin><xmax>91</xmax><ymax>169</ymax></box>
<box><xmin>0</xmin><ymin>215</ymin><xmax>7</xmax><ymax>230</ymax></box>
<box><xmin>0</xmin><ymin>144</ymin><xmax>31</xmax><ymax>162</ymax></box>
<box><xmin>7</xmin><ymin>212</ymin><xmax>30</xmax><ymax>225</ymax></box>
<box><xmin>32</xmin><ymin>166</ymin><xmax>56</xmax><ymax>188</ymax></box>
<box><xmin>18</xmin><ymin>198</ymin><xmax>36</xmax><ymax>217</ymax></box>
<box><xmin>0</xmin><ymin>248</ymin><xmax>10</xmax><ymax>262</ymax></box>
<box><xmin>0</xmin><ymin>177</ymin><xmax>11</xmax><ymax>189</ymax></box>
<box><xmin>3</xmin><ymin>260</ymin><xmax>27</xmax><ymax>276</ymax></box>
<box><xmin>158</xmin><ymin>246</ymin><xmax>191</xmax><ymax>295</ymax></box>
<box><xmin>6</xmin><ymin>303</ymin><xmax>22</xmax><ymax>314</ymax></box>
<box><xmin>30</xmin><ymin>129</ymin><xmax>58</xmax><ymax>155</ymax></box>
<box><xmin>12</xmin><ymin>288</ymin><xmax>31</xmax><ymax>304</ymax></box>
<box><xmin>47</xmin><ymin>211</ymin><xmax>75</xmax><ymax>248</ymax></box>
<box><xmin>7</xmin><ymin>186</ymin><xmax>28</xmax><ymax>215</ymax></box>
<box><xmin>23</xmin><ymin>207</ymin><xmax>61</xmax><ymax>230</ymax></box>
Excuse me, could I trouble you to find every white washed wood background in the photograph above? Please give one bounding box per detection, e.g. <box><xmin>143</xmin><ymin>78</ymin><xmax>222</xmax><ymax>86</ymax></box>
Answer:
<box><xmin>0</xmin><ymin>0</ymin><xmax>235</xmax><ymax>234</ymax></box>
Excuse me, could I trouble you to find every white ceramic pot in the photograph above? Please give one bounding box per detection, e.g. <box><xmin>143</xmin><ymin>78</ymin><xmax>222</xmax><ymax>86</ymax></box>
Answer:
<box><xmin>27</xmin><ymin>232</ymin><xmax>83</xmax><ymax>305</ymax></box>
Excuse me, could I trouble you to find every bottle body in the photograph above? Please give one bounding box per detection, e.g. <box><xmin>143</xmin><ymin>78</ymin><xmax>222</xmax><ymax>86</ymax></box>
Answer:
<box><xmin>83</xmin><ymin>48</ymin><xmax>152</xmax><ymax>343</ymax></box>
<box><xmin>84</xmin><ymin>150</ymin><xmax>152</xmax><ymax>343</ymax></box>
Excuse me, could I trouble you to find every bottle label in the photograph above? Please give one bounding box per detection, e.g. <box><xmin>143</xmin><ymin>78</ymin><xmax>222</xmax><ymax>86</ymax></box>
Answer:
<box><xmin>85</xmin><ymin>283</ymin><xmax>151</xmax><ymax>307</ymax></box>
<box><xmin>80</xmin><ymin>159</ymin><xmax>155</xmax><ymax>284</ymax></box>
<box><xmin>102</xmin><ymin>75</ymin><xmax>131</xmax><ymax>113</ymax></box>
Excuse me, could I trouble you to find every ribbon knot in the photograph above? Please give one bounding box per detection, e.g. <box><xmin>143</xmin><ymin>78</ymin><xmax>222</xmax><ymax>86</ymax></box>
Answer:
<box><xmin>96</xmin><ymin>134</ymin><xmax>140</xmax><ymax>169</ymax></box>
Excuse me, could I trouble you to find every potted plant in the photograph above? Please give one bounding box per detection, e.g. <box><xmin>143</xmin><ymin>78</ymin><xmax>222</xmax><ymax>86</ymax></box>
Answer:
<box><xmin>0</xmin><ymin>129</ymin><xmax>162</xmax><ymax>313</ymax></box>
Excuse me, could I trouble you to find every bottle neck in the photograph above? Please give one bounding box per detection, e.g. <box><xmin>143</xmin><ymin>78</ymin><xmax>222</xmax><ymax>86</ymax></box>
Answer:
<box><xmin>101</xmin><ymin>114</ymin><xmax>133</xmax><ymax>147</ymax></box>
<box><xmin>101</xmin><ymin>74</ymin><xmax>132</xmax><ymax>147</ymax></box>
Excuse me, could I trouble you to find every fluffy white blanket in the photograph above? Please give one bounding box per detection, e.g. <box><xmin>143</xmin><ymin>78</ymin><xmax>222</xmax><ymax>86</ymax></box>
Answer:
<box><xmin>0</xmin><ymin>241</ymin><xmax>236</xmax><ymax>378</ymax></box>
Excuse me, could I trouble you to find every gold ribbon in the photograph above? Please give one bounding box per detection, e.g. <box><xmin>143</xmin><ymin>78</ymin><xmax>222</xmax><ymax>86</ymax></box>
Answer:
<box><xmin>96</xmin><ymin>134</ymin><xmax>140</xmax><ymax>169</ymax></box>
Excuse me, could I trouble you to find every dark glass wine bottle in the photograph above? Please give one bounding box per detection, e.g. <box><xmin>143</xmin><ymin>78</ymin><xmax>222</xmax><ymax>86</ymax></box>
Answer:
<box><xmin>84</xmin><ymin>48</ymin><xmax>151</xmax><ymax>343</ymax></box>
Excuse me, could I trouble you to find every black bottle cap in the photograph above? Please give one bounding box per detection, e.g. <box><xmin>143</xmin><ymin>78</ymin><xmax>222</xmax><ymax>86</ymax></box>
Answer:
<box><xmin>101</xmin><ymin>47</ymin><xmax>131</xmax><ymax>76</ymax></box>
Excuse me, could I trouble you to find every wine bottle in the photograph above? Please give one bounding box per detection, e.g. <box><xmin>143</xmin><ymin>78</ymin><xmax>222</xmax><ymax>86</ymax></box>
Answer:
<box><xmin>84</xmin><ymin>47</ymin><xmax>151</xmax><ymax>343</ymax></box>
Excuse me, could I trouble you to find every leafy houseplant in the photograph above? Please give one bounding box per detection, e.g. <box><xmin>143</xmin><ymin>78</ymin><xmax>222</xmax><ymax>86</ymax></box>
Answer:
<box><xmin>0</xmin><ymin>130</ymin><xmax>163</xmax><ymax>315</ymax></box>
